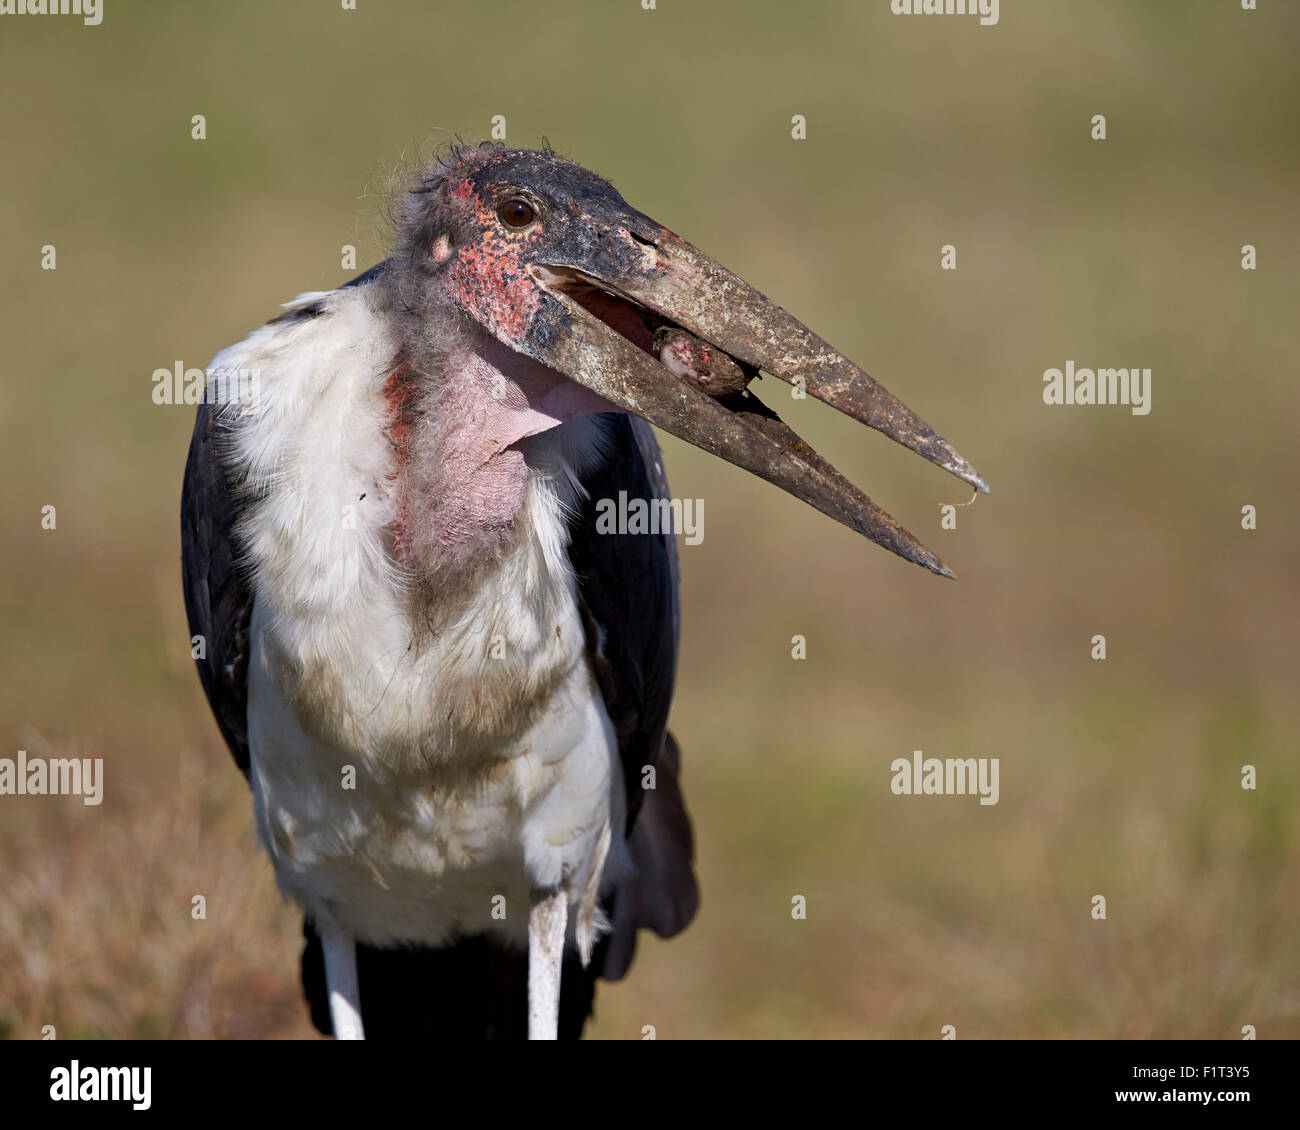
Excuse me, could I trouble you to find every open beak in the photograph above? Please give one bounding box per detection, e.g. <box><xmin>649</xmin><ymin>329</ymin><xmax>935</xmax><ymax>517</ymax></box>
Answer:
<box><xmin>520</xmin><ymin>224</ymin><xmax>987</xmax><ymax>577</ymax></box>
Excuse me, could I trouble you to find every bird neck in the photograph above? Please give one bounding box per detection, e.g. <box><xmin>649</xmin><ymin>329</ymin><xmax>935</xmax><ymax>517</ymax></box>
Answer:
<box><xmin>388</xmin><ymin>325</ymin><xmax>613</xmax><ymax>579</ymax></box>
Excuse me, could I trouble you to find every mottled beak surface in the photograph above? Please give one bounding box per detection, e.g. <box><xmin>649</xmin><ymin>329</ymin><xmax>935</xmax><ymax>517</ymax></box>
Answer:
<box><xmin>521</xmin><ymin>225</ymin><xmax>988</xmax><ymax>577</ymax></box>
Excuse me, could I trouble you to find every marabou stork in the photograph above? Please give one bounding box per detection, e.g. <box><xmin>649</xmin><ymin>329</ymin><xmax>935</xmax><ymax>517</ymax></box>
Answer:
<box><xmin>181</xmin><ymin>143</ymin><xmax>986</xmax><ymax>1040</ymax></box>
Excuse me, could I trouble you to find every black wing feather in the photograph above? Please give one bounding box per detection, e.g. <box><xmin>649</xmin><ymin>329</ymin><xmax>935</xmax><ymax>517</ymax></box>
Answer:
<box><xmin>565</xmin><ymin>415</ymin><xmax>700</xmax><ymax>979</ymax></box>
<box><xmin>181</xmin><ymin>400</ymin><xmax>254</xmax><ymax>778</ymax></box>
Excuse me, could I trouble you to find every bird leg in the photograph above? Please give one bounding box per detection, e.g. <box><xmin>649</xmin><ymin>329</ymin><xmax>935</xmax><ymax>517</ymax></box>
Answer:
<box><xmin>319</xmin><ymin>918</ymin><xmax>365</xmax><ymax>1040</ymax></box>
<box><xmin>528</xmin><ymin>887</ymin><xmax>569</xmax><ymax>1040</ymax></box>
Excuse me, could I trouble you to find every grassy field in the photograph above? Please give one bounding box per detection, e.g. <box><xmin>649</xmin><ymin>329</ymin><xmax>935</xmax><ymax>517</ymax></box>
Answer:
<box><xmin>1</xmin><ymin>1</ymin><xmax>1297</xmax><ymax>1039</ymax></box>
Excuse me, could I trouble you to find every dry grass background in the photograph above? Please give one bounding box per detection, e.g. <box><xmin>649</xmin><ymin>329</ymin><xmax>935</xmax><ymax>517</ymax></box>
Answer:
<box><xmin>0</xmin><ymin>1</ymin><xmax>1297</xmax><ymax>1039</ymax></box>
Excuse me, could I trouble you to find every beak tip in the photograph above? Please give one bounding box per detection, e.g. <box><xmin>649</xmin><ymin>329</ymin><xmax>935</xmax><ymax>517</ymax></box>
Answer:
<box><xmin>906</xmin><ymin>544</ymin><xmax>956</xmax><ymax>579</ymax></box>
<box><xmin>949</xmin><ymin>459</ymin><xmax>989</xmax><ymax>495</ymax></box>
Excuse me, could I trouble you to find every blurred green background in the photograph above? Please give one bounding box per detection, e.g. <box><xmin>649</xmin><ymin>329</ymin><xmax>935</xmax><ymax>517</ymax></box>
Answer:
<box><xmin>1</xmin><ymin>0</ymin><xmax>1296</xmax><ymax>1039</ymax></box>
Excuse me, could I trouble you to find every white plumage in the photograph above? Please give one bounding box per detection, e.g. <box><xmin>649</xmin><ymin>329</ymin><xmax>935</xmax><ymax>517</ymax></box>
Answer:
<box><xmin>210</xmin><ymin>284</ymin><xmax>626</xmax><ymax>963</ymax></box>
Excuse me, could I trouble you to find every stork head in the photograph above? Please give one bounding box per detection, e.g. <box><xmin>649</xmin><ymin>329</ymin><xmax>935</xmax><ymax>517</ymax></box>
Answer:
<box><xmin>394</xmin><ymin>143</ymin><xmax>987</xmax><ymax>576</ymax></box>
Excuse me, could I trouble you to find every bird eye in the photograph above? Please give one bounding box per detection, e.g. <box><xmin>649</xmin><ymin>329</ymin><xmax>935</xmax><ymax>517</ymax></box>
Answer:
<box><xmin>498</xmin><ymin>198</ymin><xmax>537</xmax><ymax>229</ymax></box>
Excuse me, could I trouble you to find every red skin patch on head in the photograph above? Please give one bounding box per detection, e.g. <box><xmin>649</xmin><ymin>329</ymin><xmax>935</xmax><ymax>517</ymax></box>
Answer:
<box><xmin>446</xmin><ymin>227</ymin><xmax>542</xmax><ymax>343</ymax></box>
<box><xmin>441</xmin><ymin>172</ymin><xmax>547</xmax><ymax>343</ymax></box>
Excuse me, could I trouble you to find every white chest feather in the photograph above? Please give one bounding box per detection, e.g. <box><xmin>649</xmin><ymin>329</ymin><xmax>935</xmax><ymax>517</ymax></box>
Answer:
<box><xmin>209</xmin><ymin>286</ymin><xmax>625</xmax><ymax>952</ymax></box>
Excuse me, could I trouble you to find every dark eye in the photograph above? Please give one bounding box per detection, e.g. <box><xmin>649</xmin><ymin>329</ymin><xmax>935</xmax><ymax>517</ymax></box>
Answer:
<box><xmin>498</xmin><ymin>198</ymin><xmax>536</xmax><ymax>229</ymax></box>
